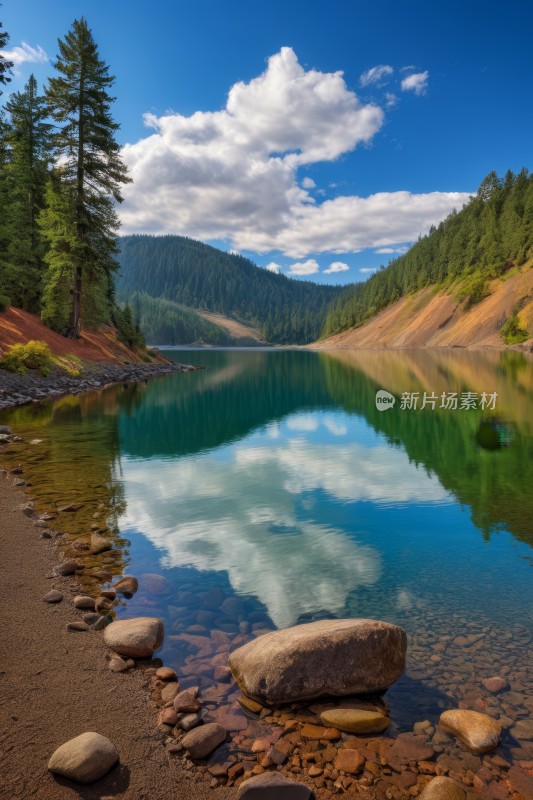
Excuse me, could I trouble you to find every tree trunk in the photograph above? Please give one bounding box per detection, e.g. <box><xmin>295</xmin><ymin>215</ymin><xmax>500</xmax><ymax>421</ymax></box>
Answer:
<box><xmin>67</xmin><ymin>265</ymin><xmax>82</xmax><ymax>338</ymax></box>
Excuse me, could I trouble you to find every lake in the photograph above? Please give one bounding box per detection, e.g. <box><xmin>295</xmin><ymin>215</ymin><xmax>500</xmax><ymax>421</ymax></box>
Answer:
<box><xmin>2</xmin><ymin>347</ymin><xmax>533</xmax><ymax>783</ymax></box>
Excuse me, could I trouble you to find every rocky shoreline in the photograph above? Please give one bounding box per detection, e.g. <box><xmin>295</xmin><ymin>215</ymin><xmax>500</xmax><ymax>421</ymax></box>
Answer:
<box><xmin>0</xmin><ymin>357</ymin><xmax>197</xmax><ymax>409</ymax></box>
<box><xmin>1</xmin><ymin>427</ymin><xmax>533</xmax><ymax>800</ymax></box>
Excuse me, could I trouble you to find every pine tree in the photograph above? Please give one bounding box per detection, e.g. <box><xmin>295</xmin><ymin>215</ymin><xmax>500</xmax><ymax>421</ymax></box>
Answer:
<box><xmin>2</xmin><ymin>75</ymin><xmax>51</xmax><ymax>310</ymax></box>
<box><xmin>43</xmin><ymin>17</ymin><xmax>130</xmax><ymax>337</ymax></box>
<box><xmin>0</xmin><ymin>8</ymin><xmax>13</xmax><ymax>92</ymax></box>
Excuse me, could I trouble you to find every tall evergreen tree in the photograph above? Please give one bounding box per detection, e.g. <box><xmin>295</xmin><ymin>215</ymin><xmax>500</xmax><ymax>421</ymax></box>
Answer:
<box><xmin>2</xmin><ymin>75</ymin><xmax>51</xmax><ymax>310</ymax></box>
<box><xmin>42</xmin><ymin>17</ymin><xmax>130</xmax><ymax>337</ymax></box>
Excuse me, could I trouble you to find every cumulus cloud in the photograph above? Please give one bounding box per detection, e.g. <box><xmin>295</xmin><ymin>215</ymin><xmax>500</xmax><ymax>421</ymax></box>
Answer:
<box><xmin>288</xmin><ymin>258</ymin><xmax>320</xmax><ymax>276</ymax></box>
<box><xmin>301</xmin><ymin>177</ymin><xmax>316</xmax><ymax>189</ymax></box>
<box><xmin>375</xmin><ymin>246</ymin><xmax>408</xmax><ymax>254</ymax></box>
<box><xmin>0</xmin><ymin>41</ymin><xmax>48</xmax><ymax>68</ymax></box>
<box><xmin>120</xmin><ymin>49</ymin><xmax>465</xmax><ymax>258</ymax></box>
<box><xmin>266</xmin><ymin>261</ymin><xmax>282</xmax><ymax>273</ymax></box>
<box><xmin>401</xmin><ymin>70</ymin><xmax>429</xmax><ymax>95</ymax></box>
<box><xmin>359</xmin><ymin>64</ymin><xmax>394</xmax><ymax>87</ymax></box>
<box><xmin>324</xmin><ymin>261</ymin><xmax>349</xmax><ymax>274</ymax></box>
<box><xmin>360</xmin><ymin>267</ymin><xmax>377</xmax><ymax>274</ymax></box>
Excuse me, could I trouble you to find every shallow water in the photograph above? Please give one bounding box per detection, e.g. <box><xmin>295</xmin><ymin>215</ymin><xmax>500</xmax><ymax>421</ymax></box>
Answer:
<box><xmin>2</xmin><ymin>348</ymin><xmax>533</xmax><ymax>785</ymax></box>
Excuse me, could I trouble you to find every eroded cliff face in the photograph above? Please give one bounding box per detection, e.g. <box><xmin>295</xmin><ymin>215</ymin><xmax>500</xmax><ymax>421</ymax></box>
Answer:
<box><xmin>315</xmin><ymin>267</ymin><xmax>533</xmax><ymax>350</ymax></box>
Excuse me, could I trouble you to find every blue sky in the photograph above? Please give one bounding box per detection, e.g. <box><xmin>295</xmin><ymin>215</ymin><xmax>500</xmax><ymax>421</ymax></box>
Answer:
<box><xmin>2</xmin><ymin>0</ymin><xmax>533</xmax><ymax>284</ymax></box>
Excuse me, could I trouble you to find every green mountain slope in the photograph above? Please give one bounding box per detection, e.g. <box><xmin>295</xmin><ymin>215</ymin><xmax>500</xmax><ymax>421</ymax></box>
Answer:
<box><xmin>322</xmin><ymin>169</ymin><xmax>533</xmax><ymax>338</ymax></box>
<box><xmin>117</xmin><ymin>235</ymin><xmax>340</xmax><ymax>345</ymax></box>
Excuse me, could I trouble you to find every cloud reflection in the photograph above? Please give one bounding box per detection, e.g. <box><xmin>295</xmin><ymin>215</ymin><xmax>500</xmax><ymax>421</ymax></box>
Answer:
<box><xmin>120</xmin><ymin>414</ymin><xmax>449</xmax><ymax>626</ymax></box>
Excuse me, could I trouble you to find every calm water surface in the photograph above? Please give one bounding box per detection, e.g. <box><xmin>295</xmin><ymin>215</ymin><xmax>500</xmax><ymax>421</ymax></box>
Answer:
<box><xmin>2</xmin><ymin>348</ymin><xmax>533</xmax><ymax>738</ymax></box>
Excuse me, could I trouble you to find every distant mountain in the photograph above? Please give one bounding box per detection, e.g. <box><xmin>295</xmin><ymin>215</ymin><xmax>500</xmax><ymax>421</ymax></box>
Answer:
<box><xmin>321</xmin><ymin>169</ymin><xmax>533</xmax><ymax>345</ymax></box>
<box><xmin>117</xmin><ymin>235</ymin><xmax>340</xmax><ymax>345</ymax></box>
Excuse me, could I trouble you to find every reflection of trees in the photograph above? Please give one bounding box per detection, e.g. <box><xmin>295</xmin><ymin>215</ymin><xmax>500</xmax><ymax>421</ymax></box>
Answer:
<box><xmin>321</xmin><ymin>350</ymin><xmax>533</xmax><ymax>547</ymax></box>
<box><xmin>3</xmin><ymin>347</ymin><xmax>533</xmax><ymax>561</ymax></box>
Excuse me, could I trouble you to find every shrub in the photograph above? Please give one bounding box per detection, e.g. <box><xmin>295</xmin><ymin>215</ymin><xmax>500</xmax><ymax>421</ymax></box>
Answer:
<box><xmin>1</xmin><ymin>340</ymin><xmax>54</xmax><ymax>376</ymax></box>
<box><xmin>500</xmin><ymin>314</ymin><xmax>530</xmax><ymax>345</ymax></box>
<box><xmin>0</xmin><ymin>294</ymin><xmax>11</xmax><ymax>312</ymax></box>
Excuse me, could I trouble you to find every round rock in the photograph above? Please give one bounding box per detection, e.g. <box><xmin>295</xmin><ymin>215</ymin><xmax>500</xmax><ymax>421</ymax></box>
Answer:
<box><xmin>419</xmin><ymin>776</ymin><xmax>467</xmax><ymax>800</ymax></box>
<box><xmin>48</xmin><ymin>732</ymin><xmax>118</xmax><ymax>783</ymax></box>
<box><xmin>113</xmin><ymin>576</ymin><xmax>138</xmax><ymax>595</ymax></box>
<box><xmin>74</xmin><ymin>596</ymin><xmax>96</xmax><ymax>610</ymax></box>
<box><xmin>103</xmin><ymin>617</ymin><xmax>164</xmax><ymax>658</ymax></box>
<box><xmin>238</xmin><ymin>773</ymin><xmax>312</xmax><ymax>799</ymax></box>
<box><xmin>229</xmin><ymin>618</ymin><xmax>407</xmax><ymax>704</ymax></box>
<box><xmin>181</xmin><ymin>723</ymin><xmax>226</xmax><ymax>758</ymax></box>
<box><xmin>42</xmin><ymin>590</ymin><xmax>63</xmax><ymax>604</ymax></box>
<box><xmin>439</xmin><ymin>709</ymin><xmax>501</xmax><ymax>754</ymax></box>
<box><xmin>320</xmin><ymin>708</ymin><xmax>390</xmax><ymax>734</ymax></box>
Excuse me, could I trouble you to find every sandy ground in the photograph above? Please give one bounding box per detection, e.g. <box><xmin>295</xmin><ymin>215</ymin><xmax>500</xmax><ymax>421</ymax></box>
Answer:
<box><xmin>0</xmin><ymin>476</ymin><xmax>233</xmax><ymax>800</ymax></box>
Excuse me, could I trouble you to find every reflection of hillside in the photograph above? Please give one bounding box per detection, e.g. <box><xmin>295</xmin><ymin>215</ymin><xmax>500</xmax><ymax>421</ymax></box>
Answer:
<box><xmin>320</xmin><ymin>350</ymin><xmax>533</xmax><ymax>547</ymax></box>
<box><xmin>327</xmin><ymin>349</ymin><xmax>533</xmax><ymax>436</ymax></box>
<box><xmin>118</xmin><ymin>350</ymin><xmax>334</xmax><ymax>458</ymax></box>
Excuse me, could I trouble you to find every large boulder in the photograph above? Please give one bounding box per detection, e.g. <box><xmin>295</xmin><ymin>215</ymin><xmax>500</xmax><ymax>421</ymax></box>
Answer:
<box><xmin>238</xmin><ymin>773</ymin><xmax>312</xmax><ymax>799</ymax></box>
<box><xmin>439</xmin><ymin>709</ymin><xmax>501</xmax><ymax>754</ymax></box>
<box><xmin>228</xmin><ymin>618</ymin><xmax>407</xmax><ymax>704</ymax></box>
<box><xmin>48</xmin><ymin>732</ymin><xmax>118</xmax><ymax>783</ymax></box>
<box><xmin>103</xmin><ymin>617</ymin><xmax>164</xmax><ymax>658</ymax></box>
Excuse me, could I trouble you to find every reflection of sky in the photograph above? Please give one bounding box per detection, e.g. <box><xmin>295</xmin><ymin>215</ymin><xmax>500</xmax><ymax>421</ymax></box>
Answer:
<box><xmin>120</xmin><ymin>411</ymin><xmax>451</xmax><ymax>627</ymax></box>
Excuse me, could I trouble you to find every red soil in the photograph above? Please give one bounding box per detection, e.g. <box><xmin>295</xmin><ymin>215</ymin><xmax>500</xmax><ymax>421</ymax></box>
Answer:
<box><xmin>0</xmin><ymin>307</ymin><xmax>148</xmax><ymax>363</ymax></box>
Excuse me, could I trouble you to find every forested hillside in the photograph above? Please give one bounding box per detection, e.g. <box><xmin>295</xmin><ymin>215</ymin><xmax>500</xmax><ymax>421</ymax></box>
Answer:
<box><xmin>117</xmin><ymin>235</ymin><xmax>340</xmax><ymax>344</ymax></box>
<box><xmin>128</xmin><ymin>293</ymin><xmax>233</xmax><ymax>346</ymax></box>
<box><xmin>323</xmin><ymin>170</ymin><xmax>533</xmax><ymax>338</ymax></box>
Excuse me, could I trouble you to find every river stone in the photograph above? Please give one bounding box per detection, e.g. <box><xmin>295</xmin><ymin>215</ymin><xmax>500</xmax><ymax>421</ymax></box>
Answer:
<box><xmin>181</xmin><ymin>723</ymin><xmax>226</xmax><ymax>758</ymax></box>
<box><xmin>229</xmin><ymin>618</ymin><xmax>407</xmax><ymax>704</ymax></box>
<box><xmin>238</xmin><ymin>773</ymin><xmax>312</xmax><ymax>799</ymax></box>
<box><xmin>512</xmin><ymin>718</ymin><xmax>533</xmax><ymax>740</ymax></box>
<box><xmin>113</xmin><ymin>575</ymin><xmax>138</xmax><ymax>595</ymax></box>
<box><xmin>90</xmin><ymin>534</ymin><xmax>111</xmax><ymax>554</ymax></box>
<box><xmin>419</xmin><ymin>776</ymin><xmax>467</xmax><ymax>800</ymax></box>
<box><xmin>74</xmin><ymin>595</ymin><xmax>96</xmax><ymax>610</ymax></box>
<box><xmin>320</xmin><ymin>708</ymin><xmax>390</xmax><ymax>734</ymax></box>
<box><xmin>54</xmin><ymin>559</ymin><xmax>79</xmax><ymax>576</ymax></box>
<box><xmin>334</xmin><ymin>749</ymin><xmax>365</xmax><ymax>774</ymax></box>
<box><xmin>48</xmin><ymin>732</ymin><xmax>118</xmax><ymax>783</ymax></box>
<box><xmin>103</xmin><ymin>617</ymin><xmax>164</xmax><ymax>658</ymax></box>
<box><xmin>439</xmin><ymin>710</ymin><xmax>501</xmax><ymax>754</ymax></box>
<box><xmin>42</xmin><ymin>590</ymin><xmax>63</xmax><ymax>603</ymax></box>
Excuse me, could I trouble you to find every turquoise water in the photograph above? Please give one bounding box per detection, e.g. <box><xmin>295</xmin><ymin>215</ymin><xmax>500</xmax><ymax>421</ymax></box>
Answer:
<box><xmin>2</xmin><ymin>348</ymin><xmax>533</xmax><ymax>733</ymax></box>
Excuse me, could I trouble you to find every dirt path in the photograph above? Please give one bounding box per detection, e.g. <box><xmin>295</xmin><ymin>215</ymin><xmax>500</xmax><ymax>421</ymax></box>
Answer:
<box><xmin>0</xmin><ymin>476</ymin><xmax>232</xmax><ymax>800</ymax></box>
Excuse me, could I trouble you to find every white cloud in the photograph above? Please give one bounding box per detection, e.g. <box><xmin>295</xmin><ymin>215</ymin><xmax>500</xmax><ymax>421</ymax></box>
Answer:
<box><xmin>376</xmin><ymin>246</ymin><xmax>408</xmax><ymax>254</ymax></box>
<box><xmin>301</xmin><ymin>177</ymin><xmax>316</xmax><ymax>189</ymax></box>
<box><xmin>360</xmin><ymin>64</ymin><xmax>394</xmax><ymax>87</ymax></box>
<box><xmin>266</xmin><ymin>261</ymin><xmax>282</xmax><ymax>273</ymax></box>
<box><xmin>401</xmin><ymin>70</ymin><xmax>429</xmax><ymax>95</ymax></box>
<box><xmin>120</xmin><ymin>50</ymin><xmax>466</xmax><ymax>259</ymax></box>
<box><xmin>0</xmin><ymin>41</ymin><xmax>48</xmax><ymax>68</ymax></box>
<box><xmin>288</xmin><ymin>258</ymin><xmax>320</xmax><ymax>276</ymax></box>
<box><xmin>324</xmin><ymin>261</ymin><xmax>349</xmax><ymax>274</ymax></box>
<box><xmin>385</xmin><ymin>92</ymin><xmax>398</xmax><ymax>109</ymax></box>
<box><xmin>360</xmin><ymin>267</ymin><xmax>377</xmax><ymax>274</ymax></box>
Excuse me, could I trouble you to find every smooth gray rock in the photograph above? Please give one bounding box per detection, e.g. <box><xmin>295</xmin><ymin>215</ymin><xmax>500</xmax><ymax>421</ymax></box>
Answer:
<box><xmin>103</xmin><ymin>617</ymin><xmax>164</xmax><ymax>658</ymax></box>
<box><xmin>229</xmin><ymin>618</ymin><xmax>407</xmax><ymax>704</ymax></box>
<box><xmin>238</xmin><ymin>773</ymin><xmax>312</xmax><ymax>799</ymax></box>
<box><xmin>48</xmin><ymin>732</ymin><xmax>118</xmax><ymax>783</ymax></box>
<box><xmin>181</xmin><ymin>723</ymin><xmax>226</xmax><ymax>758</ymax></box>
